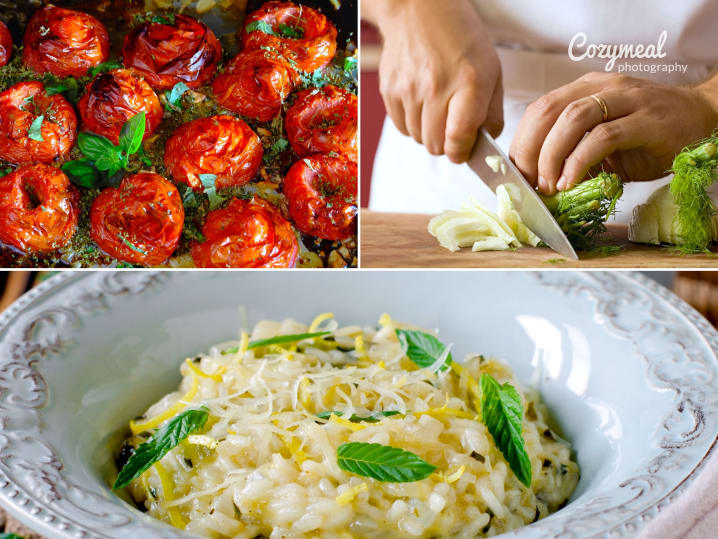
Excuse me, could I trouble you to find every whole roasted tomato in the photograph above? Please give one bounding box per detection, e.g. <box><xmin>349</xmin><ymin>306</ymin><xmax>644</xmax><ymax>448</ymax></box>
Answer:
<box><xmin>241</xmin><ymin>1</ymin><xmax>337</xmax><ymax>72</ymax></box>
<box><xmin>283</xmin><ymin>154</ymin><xmax>357</xmax><ymax>240</ymax></box>
<box><xmin>212</xmin><ymin>48</ymin><xmax>299</xmax><ymax>123</ymax></box>
<box><xmin>164</xmin><ymin>115</ymin><xmax>263</xmax><ymax>191</ymax></box>
<box><xmin>23</xmin><ymin>5</ymin><xmax>109</xmax><ymax>78</ymax></box>
<box><xmin>0</xmin><ymin>21</ymin><xmax>11</xmax><ymax>67</ymax></box>
<box><xmin>191</xmin><ymin>197</ymin><xmax>298</xmax><ymax>268</ymax></box>
<box><xmin>0</xmin><ymin>164</ymin><xmax>79</xmax><ymax>253</ymax></box>
<box><xmin>90</xmin><ymin>173</ymin><xmax>184</xmax><ymax>265</ymax></box>
<box><xmin>0</xmin><ymin>82</ymin><xmax>77</xmax><ymax>165</ymax></box>
<box><xmin>77</xmin><ymin>69</ymin><xmax>163</xmax><ymax>145</ymax></box>
<box><xmin>123</xmin><ymin>14</ymin><xmax>221</xmax><ymax>90</ymax></box>
<box><xmin>285</xmin><ymin>85</ymin><xmax>357</xmax><ymax>161</ymax></box>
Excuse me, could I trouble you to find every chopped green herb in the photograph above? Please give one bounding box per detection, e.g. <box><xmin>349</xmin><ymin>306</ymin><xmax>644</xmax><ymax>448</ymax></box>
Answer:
<box><xmin>222</xmin><ymin>331</ymin><xmax>331</xmax><ymax>354</ymax></box>
<box><xmin>120</xmin><ymin>235</ymin><xmax>148</xmax><ymax>255</ymax></box>
<box><xmin>150</xmin><ymin>13</ymin><xmax>176</xmax><ymax>25</ymax></box>
<box><xmin>89</xmin><ymin>59</ymin><xmax>122</xmax><ymax>77</ymax></box>
<box><xmin>164</xmin><ymin>82</ymin><xmax>190</xmax><ymax>111</ymax></box>
<box><xmin>278</xmin><ymin>23</ymin><xmax>304</xmax><ymax>38</ymax></box>
<box><xmin>337</xmin><ymin>442</ymin><xmax>436</xmax><ymax>482</ymax></box>
<box><xmin>263</xmin><ymin>137</ymin><xmax>288</xmax><ymax>163</ymax></box>
<box><xmin>246</xmin><ymin>20</ymin><xmax>276</xmax><ymax>36</ymax></box>
<box><xmin>317</xmin><ymin>411</ymin><xmax>402</xmax><ymax>423</ymax></box>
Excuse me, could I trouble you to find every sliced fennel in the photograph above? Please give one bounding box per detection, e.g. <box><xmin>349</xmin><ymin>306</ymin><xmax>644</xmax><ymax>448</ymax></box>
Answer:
<box><xmin>496</xmin><ymin>184</ymin><xmax>542</xmax><ymax>247</ymax></box>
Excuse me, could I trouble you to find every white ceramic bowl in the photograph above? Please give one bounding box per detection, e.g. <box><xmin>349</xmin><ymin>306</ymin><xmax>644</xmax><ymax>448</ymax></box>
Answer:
<box><xmin>0</xmin><ymin>271</ymin><xmax>716</xmax><ymax>538</ymax></box>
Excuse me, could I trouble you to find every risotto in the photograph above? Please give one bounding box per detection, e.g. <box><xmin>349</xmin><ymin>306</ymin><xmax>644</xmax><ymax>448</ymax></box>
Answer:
<box><xmin>114</xmin><ymin>313</ymin><xmax>579</xmax><ymax>538</ymax></box>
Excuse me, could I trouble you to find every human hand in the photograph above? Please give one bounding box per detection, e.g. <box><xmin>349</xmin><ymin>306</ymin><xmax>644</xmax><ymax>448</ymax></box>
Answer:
<box><xmin>364</xmin><ymin>0</ymin><xmax>503</xmax><ymax>163</ymax></box>
<box><xmin>510</xmin><ymin>71</ymin><xmax>718</xmax><ymax>195</ymax></box>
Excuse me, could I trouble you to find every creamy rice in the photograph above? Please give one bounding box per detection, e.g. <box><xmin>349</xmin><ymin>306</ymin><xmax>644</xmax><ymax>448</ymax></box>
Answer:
<box><xmin>117</xmin><ymin>314</ymin><xmax>579</xmax><ymax>538</ymax></box>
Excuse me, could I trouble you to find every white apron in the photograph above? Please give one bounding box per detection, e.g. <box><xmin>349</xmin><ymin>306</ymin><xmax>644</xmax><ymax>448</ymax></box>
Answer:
<box><xmin>369</xmin><ymin>0</ymin><xmax>718</xmax><ymax>223</ymax></box>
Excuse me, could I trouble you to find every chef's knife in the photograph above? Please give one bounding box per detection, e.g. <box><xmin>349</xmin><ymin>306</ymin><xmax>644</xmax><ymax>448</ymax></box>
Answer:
<box><xmin>467</xmin><ymin>129</ymin><xmax>578</xmax><ymax>260</ymax></box>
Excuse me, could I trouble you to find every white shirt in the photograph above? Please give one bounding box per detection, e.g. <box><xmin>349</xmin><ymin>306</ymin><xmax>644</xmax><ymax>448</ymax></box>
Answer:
<box><xmin>369</xmin><ymin>0</ymin><xmax>718</xmax><ymax>222</ymax></box>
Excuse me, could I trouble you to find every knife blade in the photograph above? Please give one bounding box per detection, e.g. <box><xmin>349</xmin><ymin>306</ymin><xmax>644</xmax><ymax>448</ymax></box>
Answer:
<box><xmin>467</xmin><ymin>129</ymin><xmax>578</xmax><ymax>260</ymax></box>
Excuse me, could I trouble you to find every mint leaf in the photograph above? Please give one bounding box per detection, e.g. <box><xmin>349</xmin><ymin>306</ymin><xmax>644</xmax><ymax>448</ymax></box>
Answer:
<box><xmin>62</xmin><ymin>159</ymin><xmax>100</xmax><ymax>188</ymax></box>
<box><xmin>119</xmin><ymin>111</ymin><xmax>146</xmax><ymax>155</ymax></box>
<box><xmin>90</xmin><ymin>59</ymin><xmax>122</xmax><ymax>76</ymax></box>
<box><xmin>28</xmin><ymin>115</ymin><xmax>44</xmax><ymax>141</ymax></box>
<box><xmin>337</xmin><ymin>442</ymin><xmax>436</xmax><ymax>482</ymax></box>
<box><xmin>222</xmin><ymin>331</ymin><xmax>331</xmax><ymax>354</ymax></box>
<box><xmin>317</xmin><ymin>411</ymin><xmax>401</xmax><ymax>423</ymax></box>
<box><xmin>396</xmin><ymin>329</ymin><xmax>452</xmax><ymax>371</ymax></box>
<box><xmin>246</xmin><ymin>20</ymin><xmax>276</xmax><ymax>36</ymax></box>
<box><xmin>480</xmin><ymin>374</ymin><xmax>532</xmax><ymax>487</ymax></box>
<box><xmin>113</xmin><ymin>407</ymin><xmax>209</xmax><ymax>489</ymax></box>
<box><xmin>78</xmin><ymin>132</ymin><xmax>115</xmax><ymax>161</ymax></box>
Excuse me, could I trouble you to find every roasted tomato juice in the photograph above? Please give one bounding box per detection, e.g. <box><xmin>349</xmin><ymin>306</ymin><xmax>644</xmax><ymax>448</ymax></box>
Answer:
<box><xmin>0</xmin><ymin>0</ymin><xmax>357</xmax><ymax>268</ymax></box>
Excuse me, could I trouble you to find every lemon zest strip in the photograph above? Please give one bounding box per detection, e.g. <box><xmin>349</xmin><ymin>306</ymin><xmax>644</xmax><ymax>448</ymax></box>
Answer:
<box><xmin>336</xmin><ymin>482</ymin><xmax>368</xmax><ymax>506</ymax></box>
<box><xmin>154</xmin><ymin>461</ymin><xmax>185</xmax><ymax>529</ymax></box>
<box><xmin>309</xmin><ymin>312</ymin><xmax>334</xmax><ymax>332</ymax></box>
<box><xmin>130</xmin><ymin>373</ymin><xmax>199</xmax><ymax>435</ymax></box>
<box><xmin>184</xmin><ymin>358</ymin><xmax>225</xmax><ymax>382</ymax></box>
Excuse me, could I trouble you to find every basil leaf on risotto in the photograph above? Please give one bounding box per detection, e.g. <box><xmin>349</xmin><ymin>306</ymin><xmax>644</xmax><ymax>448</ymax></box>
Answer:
<box><xmin>113</xmin><ymin>406</ymin><xmax>209</xmax><ymax>489</ymax></box>
<box><xmin>396</xmin><ymin>329</ymin><xmax>453</xmax><ymax>371</ymax></box>
<box><xmin>337</xmin><ymin>442</ymin><xmax>437</xmax><ymax>482</ymax></box>
<box><xmin>480</xmin><ymin>374</ymin><xmax>532</xmax><ymax>487</ymax></box>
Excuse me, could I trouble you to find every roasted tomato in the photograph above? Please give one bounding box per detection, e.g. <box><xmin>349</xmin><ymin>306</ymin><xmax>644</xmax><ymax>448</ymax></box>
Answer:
<box><xmin>0</xmin><ymin>21</ymin><xmax>11</xmax><ymax>67</ymax></box>
<box><xmin>0</xmin><ymin>164</ymin><xmax>79</xmax><ymax>253</ymax></box>
<box><xmin>77</xmin><ymin>69</ymin><xmax>163</xmax><ymax>145</ymax></box>
<box><xmin>191</xmin><ymin>197</ymin><xmax>298</xmax><ymax>268</ymax></box>
<box><xmin>22</xmin><ymin>5</ymin><xmax>110</xmax><ymax>78</ymax></box>
<box><xmin>90</xmin><ymin>173</ymin><xmax>184</xmax><ymax>265</ymax></box>
<box><xmin>283</xmin><ymin>154</ymin><xmax>357</xmax><ymax>240</ymax></box>
<box><xmin>285</xmin><ymin>85</ymin><xmax>357</xmax><ymax>161</ymax></box>
<box><xmin>241</xmin><ymin>1</ymin><xmax>337</xmax><ymax>72</ymax></box>
<box><xmin>212</xmin><ymin>48</ymin><xmax>299</xmax><ymax>123</ymax></box>
<box><xmin>164</xmin><ymin>115</ymin><xmax>263</xmax><ymax>191</ymax></box>
<box><xmin>0</xmin><ymin>82</ymin><xmax>77</xmax><ymax>165</ymax></box>
<box><xmin>123</xmin><ymin>14</ymin><xmax>221</xmax><ymax>90</ymax></box>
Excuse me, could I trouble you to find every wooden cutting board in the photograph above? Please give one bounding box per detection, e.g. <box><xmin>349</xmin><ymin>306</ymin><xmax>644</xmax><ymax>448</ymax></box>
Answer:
<box><xmin>360</xmin><ymin>211</ymin><xmax>718</xmax><ymax>268</ymax></box>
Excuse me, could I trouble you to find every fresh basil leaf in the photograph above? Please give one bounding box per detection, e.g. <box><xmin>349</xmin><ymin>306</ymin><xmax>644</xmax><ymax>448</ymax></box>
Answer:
<box><xmin>90</xmin><ymin>59</ymin><xmax>122</xmax><ymax>77</ymax></box>
<box><xmin>78</xmin><ymin>132</ymin><xmax>115</xmax><ymax>161</ymax></box>
<box><xmin>246</xmin><ymin>20</ymin><xmax>276</xmax><ymax>36</ymax></box>
<box><xmin>480</xmin><ymin>373</ymin><xmax>532</xmax><ymax>487</ymax></box>
<box><xmin>113</xmin><ymin>406</ymin><xmax>209</xmax><ymax>489</ymax></box>
<box><xmin>263</xmin><ymin>137</ymin><xmax>288</xmax><ymax>163</ymax></box>
<box><xmin>199</xmin><ymin>173</ymin><xmax>217</xmax><ymax>189</ymax></box>
<box><xmin>165</xmin><ymin>81</ymin><xmax>190</xmax><ymax>110</ymax></box>
<box><xmin>222</xmin><ymin>331</ymin><xmax>331</xmax><ymax>354</ymax></box>
<box><xmin>62</xmin><ymin>159</ymin><xmax>100</xmax><ymax>188</ymax></box>
<box><xmin>94</xmin><ymin>153</ymin><xmax>119</xmax><ymax>173</ymax></box>
<box><xmin>317</xmin><ymin>410</ymin><xmax>401</xmax><ymax>423</ymax></box>
<box><xmin>28</xmin><ymin>115</ymin><xmax>44</xmax><ymax>141</ymax></box>
<box><xmin>396</xmin><ymin>329</ymin><xmax>452</xmax><ymax>371</ymax></box>
<box><xmin>343</xmin><ymin>56</ymin><xmax>357</xmax><ymax>73</ymax></box>
<box><xmin>278</xmin><ymin>23</ymin><xmax>303</xmax><ymax>38</ymax></box>
<box><xmin>337</xmin><ymin>442</ymin><xmax>436</xmax><ymax>482</ymax></box>
<box><xmin>119</xmin><ymin>111</ymin><xmax>146</xmax><ymax>155</ymax></box>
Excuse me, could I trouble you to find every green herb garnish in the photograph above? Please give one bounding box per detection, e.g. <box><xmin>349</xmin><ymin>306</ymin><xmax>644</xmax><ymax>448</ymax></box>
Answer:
<box><xmin>396</xmin><ymin>329</ymin><xmax>452</xmax><ymax>371</ymax></box>
<box><xmin>278</xmin><ymin>22</ymin><xmax>304</xmax><ymax>38</ymax></box>
<box><xmin>337</xmin><ymin>442</ymin><xmax>436</xmax><ymax>482</ymax></box>
<box><xmin>480</xmin><ymin>373</ymin><xmax>532</xmax><ymax>487</ymax></box>
<box><xmin>113</xmin><ymin>406</ymin><xmax>209</xmax><ymax>489</ymax></box>
<box><xmin>61</xmin><ymin>159</ymin><xmax>100</xmax><ymax>188</ymax></box>
<box><xmin>222</xmin><ymin>331</ymin><xmax>331</xmax><ymax>354</ymax></box>
<box><xmin>150</xmin><ymin>13</ymin><xmax>176</xmax><ymax>25</ymax></box>
<box><xmin>44</xmin><ymin>77</ymin><xmax>78</xmax><ymax>97</ymax></box>
<box><xmin>246</xmin><ymin>20</ymin><xmax>277</xmax><ymax>36</ymax></box>
<box><xmin>317</xmin><ymin>410</ymin><xmax>402</xmax><ymax>423</ymax></box>
<box><xmin>164</xmin><ymin>81</ymin><xmax>190</xmax><ymax>111</ymax></box>
<box><xmin>27</xmin><ymin>115</ymin><xmax>44</xmax><ymax>141</ymax></box>
<box><xmin>263</xmin><ymin>137</ymin><xmax>289</xmax><ymax>163</ymax></box>
<box><xmin>89</xmin><ymin>59</ymin><xmax>122</xmax><ymax>77</ymax></box>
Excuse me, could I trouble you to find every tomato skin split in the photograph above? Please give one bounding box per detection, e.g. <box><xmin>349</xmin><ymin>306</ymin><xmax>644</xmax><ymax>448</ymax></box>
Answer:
<box><xmin>241</xmin><ymin>1</ymin><xmax>337</xmax><ymax>73</ymax></box>
<box><xmin>283</xmin><ymin>154</ymin><xmax>357</xmax><ymax>241</ymax></box>
<box><xmin>164</xmin><ymin>115</ymin><xmax>263</xmax><ymax>192</ymax></box>
<box><xmin>0</xmin><ymin>164</ymin><xmax>80</xmax><ymax>254</ymax></box>
<box><xmin>90</xmin><ymin>172</ymin><xmax>184</xmax><ymax>265</ymax></box>
<box><xmin>286</xmin><ymin>85</ymin><xmax>358</xmax><ymax>162</ymax></box>
<box><xmin>23</xmin><ymin>5</ymin><xmax>110</xmax><ymax>78</ymax></box>
<box><xmin>191</xmin><ymin>197</ymin><xmax>299</xmax><ymax>268</ymax></box>
<box><xmin>78</xmin><ymin>70</ymin><xmax>163</xmax><ymax>146</ymax></box>
<box><xmin>212</xmin><ymin>48</ymin><xmax>299</xmax><ymax>123</ymax></box>
<box><xmin>0</xmin><ymin>81</ymin><xmax>78</xmax><ymax>165</ymax></box>
<box><xmin>122</xmin><ymin>14</ymin><xmax>221</xmax><ymax>91</ymax></box>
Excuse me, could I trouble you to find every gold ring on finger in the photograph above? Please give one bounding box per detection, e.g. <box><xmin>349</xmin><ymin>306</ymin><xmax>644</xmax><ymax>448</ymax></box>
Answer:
<box><xmin>590</xmin><ymin>94</ymin><xmax>609</xmax><ymax>122</ymax></box>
